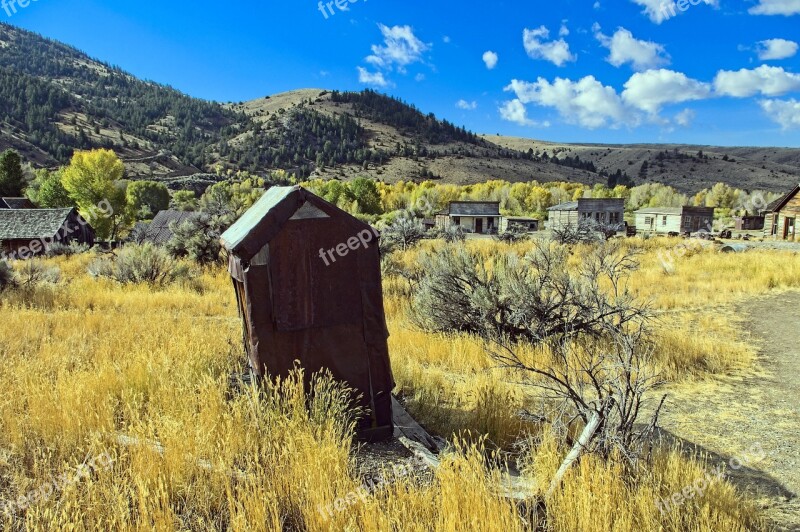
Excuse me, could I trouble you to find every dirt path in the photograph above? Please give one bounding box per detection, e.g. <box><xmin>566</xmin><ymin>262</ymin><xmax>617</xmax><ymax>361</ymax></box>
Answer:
<box><xmin>661</xmin><ymin>291</ymin><xmax>800</xmax><ymax>531</ymax></box>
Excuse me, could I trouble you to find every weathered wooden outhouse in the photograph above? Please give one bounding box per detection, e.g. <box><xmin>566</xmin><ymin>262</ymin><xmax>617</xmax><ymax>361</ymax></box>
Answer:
<box><xmin>220</xmin><ymin>186</ymin><xmax>395</xmax><ymax>441</ymax></box>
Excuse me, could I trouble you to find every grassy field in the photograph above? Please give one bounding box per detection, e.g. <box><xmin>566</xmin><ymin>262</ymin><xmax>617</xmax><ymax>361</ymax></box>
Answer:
<box><xmin>1</xmin><ymin>239</ymin><xmax>798</xmax><ymax>530</ymax></box>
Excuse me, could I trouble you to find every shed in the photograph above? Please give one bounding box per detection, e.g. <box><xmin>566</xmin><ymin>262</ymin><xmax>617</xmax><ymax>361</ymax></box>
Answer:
<box><xmin>141</xmin><ymin>210</ymin><xmax>195</xmax><ymax>245</ymax></box>
<box><xmin>0</xmin><ymin>208</ymin><xmax>94</xmax><ymax>259</ymax></box>
<box><xmin>734</xmin><ymin>216</ymin><xmax>765</xmax><ymax>231</ymax></box>
<box><xmin>500</xmin><ymin>217</ymin><xmax>540</xmax><ymax>233</ymax></box>
<box><xmin>221</xmin><ymin>186</ymin><xmax>394</xmax><ymax>441</ymax></box>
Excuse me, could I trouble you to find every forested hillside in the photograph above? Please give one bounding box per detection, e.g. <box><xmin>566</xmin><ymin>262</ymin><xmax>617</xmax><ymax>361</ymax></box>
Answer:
<box><xmin>1</xmin><ymin>22</ymin><xmax>799</xmax><ymax>192</ymax></box>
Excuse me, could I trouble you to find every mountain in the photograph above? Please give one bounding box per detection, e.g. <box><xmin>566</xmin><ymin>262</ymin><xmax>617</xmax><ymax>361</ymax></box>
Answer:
<box><xmin>1</xmin><ymin>22</ymin><xmax>799</xmax><ymax>194</ymax></box>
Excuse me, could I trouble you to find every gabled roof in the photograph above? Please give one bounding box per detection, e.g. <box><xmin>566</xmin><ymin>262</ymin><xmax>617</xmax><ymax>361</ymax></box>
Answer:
<box><xmin>0</xmin><ymin>197</ymin><xmax>35</xmax><ymax>209</ymax></box>
<box><xmin>0</xmin><ymin>208</ymin><xmax>76</xmax><ymax>240</ymax></box>
<box><xmin>221</xmin><ymin>186</ymin><xmax>371</xmax><ymax>261</ymax></box>
<box><xmin>143</xmin><ymin>210</ymin><xmax>195</xmax><ymax>245</ymax></box>
<box><xmin>766</xmin><ymin>185</ymin><xmax>800</xmax><ymax>213</ymax></box>
<box><xmin>548</xmin><ymin>201</ymin><xmax>579</xmax><ymax>211</ymax></box>
<box><xmin>448</xmin><ymin>201</ymin><xmax>501</xmax><ymax>216</ymax></box>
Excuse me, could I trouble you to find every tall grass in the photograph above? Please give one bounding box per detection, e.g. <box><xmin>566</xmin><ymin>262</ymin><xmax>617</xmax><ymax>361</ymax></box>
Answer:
<box><xmin>0</xmin><ymin>239</ymin><xmax>783</xmax><ymax>530</ymax></box>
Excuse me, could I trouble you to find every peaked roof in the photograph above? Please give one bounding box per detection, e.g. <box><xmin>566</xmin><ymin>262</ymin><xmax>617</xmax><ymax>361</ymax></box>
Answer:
<box><xmin>447</xmin><ymin>201</ymin><xmax>501</xmax><ymax>216</ymax></box>
<box><xmin>221</xmin><ymin>186</ymin><xmax>371</xmax><ymax>260</ymax></box>
<box><xmin>0</xmin><ymin>197</ymin><xmax>36</xmax><ymax>209</ymax></box>
<box><xmin>143</xmin><ymin>210</ymin><xmax>195</xmax><ymax>245</ymax></box>
<box><xmin>766</xmin><ymin>185</ymin><xmax>800</xmax><ymax>213</ymax></box>
<box><xmin>0</xmin><ymin>208</ymin><xmax>76</xmax><ymax>240</ymax></box>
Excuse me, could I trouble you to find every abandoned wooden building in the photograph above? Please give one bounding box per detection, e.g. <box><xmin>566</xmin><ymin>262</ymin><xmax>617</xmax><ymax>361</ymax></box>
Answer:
<box><xmin>435</xmin><ymin>201</ymin><xmax>501</xmax><ymax>234</ymax></box>
<box><xmin>635</xmin><ymin>206</ymin><xmax>714</xmax><ymax>234</ymax></box>
<box><xmin>221</xmin><ymin>186</ymin><xmax>395</xmax><ymax>441</ymax></box>
<box><xmin>763</xmin><ymin>184</ymin><xmax>800</xmax><ymax>241</ymax></box>
<box><xmin>499</xmin><ymin>216</ymin><xmax>540</xmax><ymax>233</ymax></box>
<box><xmin>547</xmin><ymin>198</ymin><xmax>625</xmax><ymax>232</ymax></box>
<box><xmin>139</xmin><ymin>210</ymin><xmax>195</xmax><ymax>245</ymax></box>
<box><xmin>734</xmin><ymin>215</ymin><xmax>765</xmax><ymax>231</ymax></box>
<box><xmin>0</xmin><ymin>208</ymin><xmax>95</xmax><ymax>258</ymax></box>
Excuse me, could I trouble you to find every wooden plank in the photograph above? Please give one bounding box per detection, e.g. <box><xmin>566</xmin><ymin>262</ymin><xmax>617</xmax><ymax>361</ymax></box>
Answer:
<box><xmin>391</xmin><ymin>396</ymin><xmax>538</xmax><ymax>500</ymax></box>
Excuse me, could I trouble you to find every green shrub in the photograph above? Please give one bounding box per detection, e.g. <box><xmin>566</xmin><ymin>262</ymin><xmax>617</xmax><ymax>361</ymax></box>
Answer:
<box><xmin>88</xmin><ymin>243</ymin><xmax>192</xmax><ymax>287</ymax></box>
<box><xmin>17</xmin><ymin>260</ymin><xmax>61</xmax><ymax>287</ymax></box>
<box><xmin>44</xmin><ymin>242</ymin><xmax>90</xmax><ymax>258</ymax></box>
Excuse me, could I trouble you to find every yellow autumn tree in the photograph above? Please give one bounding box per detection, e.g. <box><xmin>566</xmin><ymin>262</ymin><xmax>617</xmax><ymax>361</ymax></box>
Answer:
<box><xmin>61</xmin><ymin>149</ymin><xmax>130</xmax><ymax>240</ymax></box>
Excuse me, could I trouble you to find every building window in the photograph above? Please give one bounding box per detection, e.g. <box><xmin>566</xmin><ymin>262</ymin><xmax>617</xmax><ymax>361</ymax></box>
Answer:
<box><xmin>644</xmin><ymin>216</ymin><xmax>653</xmax><ymax>225</ymax></box>
<box><xmin>610</xmin><ymin>212</ymin><xmax>620</xmax><ymax>224</ymax></box>
<box><xmin>772</xmin><ymin>215</ymin><xmax>779</xmax><ymax>236</ymax></box>
<box><xmin>683</xmin><ymin>218</ymin><xmax>691</xmax><ymax>229</ymax></box>
<box><xmin>662</xmin><ymin>216</ymin><xmax>668</xmax><ymax>226</ymax></box>
<box><xmin>453</xmin><ymin>217</ymin><xmax>461</xmax><ymax>226</ymax></box>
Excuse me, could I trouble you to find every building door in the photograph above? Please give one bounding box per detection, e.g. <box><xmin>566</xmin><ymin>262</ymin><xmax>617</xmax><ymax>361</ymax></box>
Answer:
<box><xmin>475</xmin><ymin>218</ymin><xmax>484</xmax><ymax>234</ymax></box>
<box><xmin>784</xmin><ymin>217</ymin><xmax>795</xmax><ymax>240</ymax></box>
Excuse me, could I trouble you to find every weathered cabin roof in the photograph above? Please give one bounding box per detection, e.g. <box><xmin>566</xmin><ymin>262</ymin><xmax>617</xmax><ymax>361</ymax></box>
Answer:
<box><xmin>766</xmin><ymin>185</ymin><xmax>800</xmax><ymax>213</ymax></box>
<box><xmin>0</xmin><ymin>208</ymin><xmax>76</xmax><ymax>240</ymax></box>
<box><xmin>0</xmin><ymin>197</ymin><xmax>35</xmax><ymax>209</ymax></box>
<box><xmin>548</xmin><ymin>201</ymin><xmax>579</xmax><ymax>211</ymax></box>
<box><xmin>143</xmin><ymin>210</ymin><xmax>195</xmax><ymax>245</ymax></box>
<box><xmin>447</xmin><ymin>201</ymin><xmax>501</xmax><ymax>217</ymax></box>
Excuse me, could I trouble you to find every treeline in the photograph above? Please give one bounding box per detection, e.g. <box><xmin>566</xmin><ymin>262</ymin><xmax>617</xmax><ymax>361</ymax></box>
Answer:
<box><xmin>305</xmin><ymin>179</ymin><xmax>782</xmax><ymax>222</ymax></box>
<box><xmin>330</xmin><ymin>89</ymin><xmax>481</xmax><ymax>145</ymax></box>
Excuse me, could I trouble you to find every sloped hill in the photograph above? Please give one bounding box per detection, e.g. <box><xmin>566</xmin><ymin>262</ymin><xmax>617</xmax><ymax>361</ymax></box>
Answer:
<box><xmin>1</xmin><ymin>22</ymin><xmax>798</xmax><ymax>194</ymax></box>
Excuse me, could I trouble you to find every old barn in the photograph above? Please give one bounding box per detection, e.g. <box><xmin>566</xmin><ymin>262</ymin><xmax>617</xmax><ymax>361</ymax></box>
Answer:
<box><xmin>0</xmin><ymin>208</ymin><xmax>94</xmax><ymax>259</ymax></box>
<box><xmin>221</xmin><ymin>186</ymin><xmax>395</xmax><ymax>441</ymax></box>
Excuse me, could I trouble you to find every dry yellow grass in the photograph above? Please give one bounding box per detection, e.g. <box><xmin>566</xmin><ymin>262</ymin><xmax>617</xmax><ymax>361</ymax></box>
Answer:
<box><xmin>0</xmin><ymin>239</ymin><xmax>785</xmax><ymax>530</ymax></box>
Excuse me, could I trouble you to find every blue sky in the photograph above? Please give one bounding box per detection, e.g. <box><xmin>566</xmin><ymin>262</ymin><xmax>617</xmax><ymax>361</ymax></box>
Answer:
<box><xmin>5</xmin><ymin>0</ymin><xmax>800</xmax><ymax>146</ymax></box>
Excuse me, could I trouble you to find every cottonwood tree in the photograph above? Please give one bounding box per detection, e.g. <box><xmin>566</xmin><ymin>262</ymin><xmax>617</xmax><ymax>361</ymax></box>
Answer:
<box><xmin>412</xmin><ymin>242</ymin><xmax>663</xmax><ymax>460</ymax></box>
<box><xmin>61</xmin><ymin>149</ymin><xmax>130</xmax><ymax>240</ymax></box>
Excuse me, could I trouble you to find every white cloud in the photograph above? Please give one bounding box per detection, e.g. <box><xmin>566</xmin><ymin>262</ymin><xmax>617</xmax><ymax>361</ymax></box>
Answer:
<box><xmin>756</xmin><ymin>38</ymin><xmax>799</xmax><ymax>60</ymax></box>
<box><xmin>622</xmin><ymin>69</ymin><xmax>711</xmax><ymax>114</ymax></box>
<box><xmin>631</xmin><ymin>0</ymin><xmax>718</xmax><ymax>24</ymax></box>
<box><xmin>366</xmin><ymin>24</ymin><xmax>430</xmax><ymax>70</ymax></box>
<box><xmin>499</xmin><ymin>99</ymin><xmax>549</xmax><ymax>127</ymax></box>
<box><xmin>714</xmin><ymin>65</ymin><xmax>800</xmax><ymax>97</ymax></box>
<box><xmin>523</xmin><ymin>26</ymin><xmax>576</xmax><ymax>67</ymax></box>
<box><xmin>749</xmin><ymin>0</ymin><xmax>800</xmax><ymax>15</ymax></box>
<box><xmin>760</xmin><ymin>98</ymin><xmax>800</xmax><ymax>128</ymax></box>
<box><xmin>505</xmin><ymin>76</ymin><xmax>634</xmax><ymax>129</ymax></box>
<box><xmin>457</xmin><ymin>99</ymin><xmax>478</xmax><ymax>110</ymax></box>
<box><xmin>594</xmin><ymin>26</ymin><xmax>670</xmax><ymax>70</ymax></box>
<box><xmin>593</xmin><ymin>1</ymin><xmax>601</xmax><ymax>8</ymax></box>
<box><xmin>559</xmin><ymin>22</ymin><xmax>570</xmax><ymax>37</ymax></box>
<box><xmin>443</xmin><ymin>36</ymin><xmax>451</xmax><ymax>43</ymax></box>
<box><xmin>675</xmin><ymin>108</ymin><xmax>696</xmax><ymax>126</ymax></box>
<box><xmin>357</xmin><ymin>67</ymin><xmax>389</xmax><ymax>87</ymax></box>
<box><xmin>482</xmin><ymin>51</ymin><xmax>499</xmax><ymax>70</ymax></box>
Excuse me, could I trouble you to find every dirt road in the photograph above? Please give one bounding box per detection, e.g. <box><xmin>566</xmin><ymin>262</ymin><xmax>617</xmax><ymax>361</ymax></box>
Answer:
<box><xmin>662</xmin><ymin>291</ymin><xmax>800</xmax><ymax>530</ymax></box>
